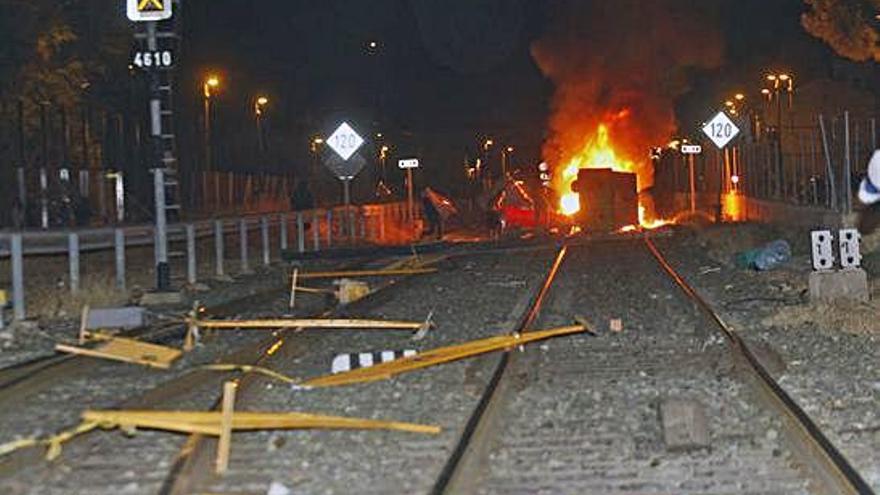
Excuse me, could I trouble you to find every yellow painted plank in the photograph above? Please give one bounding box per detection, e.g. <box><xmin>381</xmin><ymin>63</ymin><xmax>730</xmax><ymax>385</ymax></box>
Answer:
<box><xmin>82</xmin><ymin>410</ymin><xmax>441</xmax><ymax>435</ymax></box>
<box><xmin>298</xmin><ymin>268</ymin><xmax>437</xmax><ymax>279</ymax></box>
<box><xmin>55</xmin><ymin>337</ymin><xmax>181</xmax><ymax>369</ymax></box>
<box><xmin>301</xmin><ymin>324</ymin><xmax>588</xmax><ymax>388</ymax></box>
<box><xmin>192</xmin><ymin>318</ymin><xmax>423</xmax><ymax>330</ymax></box>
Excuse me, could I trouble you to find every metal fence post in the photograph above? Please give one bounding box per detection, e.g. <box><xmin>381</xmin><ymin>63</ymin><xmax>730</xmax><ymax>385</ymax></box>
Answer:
<box><xmin>240</xmin><ymin>218</ymin><xmax>250</xmax><ymax>273</ymax></box>
<box><xmin>297</xmin><ymin>212</ymin><xmax>305</xmax><ymax>253</ymax></box>
<box><xmin>11</xmin><ymin>234</ymin><xmax>25</xmax><ymax>320</ymax></box>
<box><xmin>379</xmin><ymin>205</ymin><xmax>386</xmax><ymax>242</ymax></box>
<box><xmin>68</xmin><ymin>233</ymin><xmax>80</xmax><ymax>294</ymax></box>
<box><xmin>214</xmin><ymin>219</ymin><xmax>225</xmax><ymax>277</ymax></box>
<box><xmin>312</xmin><ymin>210</ymin><xmax>320</xmax><ymax>251</ymax></box>
<box><xmin>326</xmin><ymin>210</ymin><xmax>333</xmax><ymax>246</ymax></box>
<box><xmin>261</xmin><ymin>216</ymin><xmax>270</xmax><ymax>266</ymax></box>
<box><xmin>279</xmin><ymin>214</ymin><xmax>288</xmax><ymax>253</ymax></box>
<box><xmin>186</xmin><ymin>224</ymin><xmax>197</xmax><ymax>285</ymax></box>
<box><xmin>115</xmin><ymin>228</ymin><xmax>126</xmax><ymax>290</ymax></box>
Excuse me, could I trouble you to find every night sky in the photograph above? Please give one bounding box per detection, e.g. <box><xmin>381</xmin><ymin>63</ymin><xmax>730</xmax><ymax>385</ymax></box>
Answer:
<box><xmin>177</xmin><ymin>0</ymin><xmax>853</xmax><ymax>195</ymax></box>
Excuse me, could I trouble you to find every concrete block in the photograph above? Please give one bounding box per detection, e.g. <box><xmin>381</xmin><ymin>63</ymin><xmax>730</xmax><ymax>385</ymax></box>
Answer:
<box><xmin>87</xmin><ymin>307</ymin><xmax>147</xmax><ymax>330</ymax></box>
<box><xmin>140</xmin><ymin>291</ymin><xmax>186</xmax><ymax>307</ymax></box>
<box><xmin>808</xmin><ymin>269</ymin><xmax>869</xmax><ymax>303</ymax></box>
<box><xmin>660</xmin><ymin>398</ymin><xmax>709</xmax><ymax>451</ymax></box>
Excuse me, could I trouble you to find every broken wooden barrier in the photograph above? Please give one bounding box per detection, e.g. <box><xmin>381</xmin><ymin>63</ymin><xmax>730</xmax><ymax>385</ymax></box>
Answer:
<box><xmin>81</xmin><ymin>409</ymin><xmax>441</xmax><ymax>436</ymax></box>
<box><xmin>297</xmin><ymin>267</ymin><xmax>437</xmax><ymax>280</ymax></box>
<box><xmin>299</xmin><ymin>323</ymin><xmax>590</xmax><ymax>388</ymax></box>
<box><xmin>55</xmin><ymin>336</ymin><xmax>182</xmax><ymax>369</ymax></box>
<box><xmin>185</xmin><ymin>316</ymin><xmax>432</xmax><ymax>351</ymax></box>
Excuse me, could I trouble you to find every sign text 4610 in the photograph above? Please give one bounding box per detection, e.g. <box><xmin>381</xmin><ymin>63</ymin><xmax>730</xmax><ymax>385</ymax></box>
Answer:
<box><xmin>133</xmin><ymin>50</ymin><xmax>173</xmax><ymax>69</ymax></box>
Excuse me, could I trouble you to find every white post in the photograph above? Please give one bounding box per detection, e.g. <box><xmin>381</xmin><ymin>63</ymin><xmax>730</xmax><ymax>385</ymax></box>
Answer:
<box><xmin>214</xmin><ymin>220</ymin><xmax>225</xmax><ymax>277</ymax></box>
<box><xmin>11</xmin><ymin>234</ymin><xmax>25</xmax><ymax>320</ymax></box>
<box><xmin>186</xmin><ymin>224</ymin><xmax>197</xmax><ymax>285</ymax></box>
<box><xmin>312</xmin><ymin>210</ymin><xmax>320</xmax><ymax>251</ymax></box>
<box><xmin>261</xmin><ymin>216</ymin><xmax>270</xmax><ymax>266</ymax></box>
<box><xmin>239</xmin><ymin>218</ymin><xmax>250</xmax><ymax>273</ymax></box>
<box><xmin>326</xmin><ymin>210</ymin><xmax>333</xmax><ymax>246</ymax></box>
<box><xmin>279</xmin><ymin>214</ymin><xmax>288</xmax><ymax>253</ymax></box>
<box><xmin>68</xmin><ymin>233</ymin><xmax>80</xmax><ymax>294</ymax></box>
<box><xmin>296</xmin><ymin>212</ymin><xmax>305</xmax><ymax>253</ymax></box>
<box><xmin>114</xmin><ymin>228</ymin><xmax>126</xmax><ymax>290</ymax></box>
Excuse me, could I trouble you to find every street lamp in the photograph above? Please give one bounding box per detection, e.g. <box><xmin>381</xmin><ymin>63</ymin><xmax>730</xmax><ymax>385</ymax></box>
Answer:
<box><xmin>310</xmin><ymin>137</ymin><xmax>324</xmax><ymax>177</ymax></box>
<box><xmin>502</xmin><ymin>146</ymin><xmax>514</xmax><ymax>176</ymax></box>
<box><xmin>254</xmin><ymin>96</ymin><xmax>269</xmax><ymax>155</ymax></box>
<box><xmin>203</xmin><ymin>75</ymin><xmax>221</xmax><ymax>172</ymax></box>
<box><xmin>765</xmin><ymin>72</ymin><xmax>795</xmax><ymax>198</ymax></box>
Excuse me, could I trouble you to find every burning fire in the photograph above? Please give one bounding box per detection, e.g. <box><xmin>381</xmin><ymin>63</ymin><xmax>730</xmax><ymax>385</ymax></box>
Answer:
<box><xmin>557</xmin><ymin>123</ymin><xmax>636</xmax><ymax>216</ymax></box>
<box><xmin>554</xmin><ymin>121</ymin><xmax>670</xmax><ymax>229</ymax></box>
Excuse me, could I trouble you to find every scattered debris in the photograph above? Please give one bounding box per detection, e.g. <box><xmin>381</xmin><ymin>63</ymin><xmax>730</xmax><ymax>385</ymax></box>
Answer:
<box><xmin>297</xmin><ymin>268</ymin><xmax>437</xmax><ymax>279</ymax></box>
<box><xmin>55</xmin><ymin>336</ymin><xmax>182</xmax><ymax>369</ymax></box>
<box><xmin>288</xmin><ymin>268</ymin><xmax>299</xmax><ymax>310</ymax></box>
<box><xmin>80</xmin><ymin>408</ymin><xmax>440</xmax><ymax>441</ymax></box>
<box><xmin>298</xmin><ymin>323</ymin><xmax>591</xmax><ymax>388</ymax></box>
<box><xmin>609</xmin><ymin>318</ymin><xmax>623</xmax><ymax>332</ymax></box>
<box><xmin>334</xmin><ymin>279</ymin><xmax>371</xmax><ymax>304</ymax></box>
<box><xmin>200</xmin><ymin>364</ymin><xmax>300</xmax><ymax>384</ymax></box>
<box><xmin>185</xmin><ymin>313</ymin><xmax>435</xmax><ymax>350</ymax></box>
<box><xmin>735</xmin><ymin>240</ymin><xmax>791</xmax><ymax>271</ymax></box>
<box><xmin>331</xmin><ymin>350</ymin><xmax>417</xmax><ymax>374</ymax></box>
<box><xmin>698</xmin><ymin>266</ymin><xmax>721</xmax><ymax>275</ymax></box>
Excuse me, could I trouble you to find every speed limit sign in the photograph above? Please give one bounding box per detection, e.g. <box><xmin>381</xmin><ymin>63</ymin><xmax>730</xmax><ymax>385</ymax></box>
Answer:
<box><xmin>702</xmin><ymin>111</ymin><xmax>740</xmax><ymax>149</ymax></box>
<box><xmin>326</xmin><ymin>122</ymin><xmax>364</xmax><ymax>161</ymax></box>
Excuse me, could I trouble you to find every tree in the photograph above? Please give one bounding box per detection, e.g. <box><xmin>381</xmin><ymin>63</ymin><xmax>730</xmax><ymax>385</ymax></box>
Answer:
<box><xmin>802</xmin><ymin>0</ymin><xmax>880</xmax><ymax>62</ymax></box>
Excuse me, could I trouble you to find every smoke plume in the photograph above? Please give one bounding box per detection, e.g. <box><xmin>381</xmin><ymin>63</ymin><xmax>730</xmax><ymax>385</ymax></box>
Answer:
<box><xmin>532</xmin><ymin>1</ymin><xmax>723</xmax><ymax>188</ymax></box>
<box><xmin>802</xmin><ymin>0</ymin><xmax>880</xmax><ymax>62</ymax></box>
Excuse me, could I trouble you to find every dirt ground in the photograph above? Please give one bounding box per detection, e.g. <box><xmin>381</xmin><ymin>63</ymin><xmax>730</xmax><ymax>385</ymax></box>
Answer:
<box><xmin>690</xmin><ymin>221</ymin><xmax>880</xmax><ymax>335</ymax></box>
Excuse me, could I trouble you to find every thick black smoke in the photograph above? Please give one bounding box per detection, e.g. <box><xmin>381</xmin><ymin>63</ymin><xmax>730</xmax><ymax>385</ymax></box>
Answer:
<box><xmin>532</xmin><ymin>0</ymin><xmax>724</xmax><ymax>186</ymax></box>
<box><xmin>802</xmin><ymin>0</ymin><xmax>880</xmax><ymax>62</ymax></box>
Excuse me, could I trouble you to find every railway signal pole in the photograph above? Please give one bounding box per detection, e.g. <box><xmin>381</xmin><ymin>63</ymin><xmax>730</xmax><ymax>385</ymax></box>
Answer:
<box><xmin>129</xmin><ymin>0</ymin><xmax>180</xmax><ymax>290</ymax></box>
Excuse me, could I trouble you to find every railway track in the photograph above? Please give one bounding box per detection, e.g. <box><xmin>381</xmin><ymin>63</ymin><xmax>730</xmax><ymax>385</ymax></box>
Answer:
<box><xmin>0</xmin><ymin>234</ymin><xmax>874</xmax><ymax>494</ymax></box>
<box><xmin>433</xmin><ymin>236</ymin><xmax>872</xmax><ymax>495</ymax></box>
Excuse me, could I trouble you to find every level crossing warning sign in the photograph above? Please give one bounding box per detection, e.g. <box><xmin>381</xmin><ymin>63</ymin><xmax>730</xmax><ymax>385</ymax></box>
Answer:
<box><xmin>127</xmin><ymin>0</ymin><xmax>173</xmax><ymax>22</ymax></box>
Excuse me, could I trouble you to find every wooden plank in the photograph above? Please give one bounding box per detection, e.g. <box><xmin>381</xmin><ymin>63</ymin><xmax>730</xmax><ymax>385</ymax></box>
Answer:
<box><xmin>193</xmin><ymin>318</ymin><xmax>423</xmax><ymax>330</ymax></box>
<box><xmin>78</xmin><ymin>305</ymin><xmax>90</xmax><ymax>345</ymax></box>
<box><xmin>301</xmin><ymin>324</ymin><xmax>589</xmax><ymax>388</ymax></box>
<box><xmin>298</xmin><ymin>268</ymin><xmax>436</xmax><ymax>279</ymax></box>
<box><xmin>288</xmin><ymin>268</ymin><xmax>298</xmax><ymax>310</ymax></box>
<box><xmin>56</xmin><ymin>337</ymin><xmax>182</xmax><ymax>369</ymax></box>
<box><xmin>216</xmin><ymin>382</ymin><xmax>236</xmax><ymax>474</ymax></box>
<box><xmin>81</xmin><ymin>410</ymin><xmax>441</xmax><ymax>436</ymax></box>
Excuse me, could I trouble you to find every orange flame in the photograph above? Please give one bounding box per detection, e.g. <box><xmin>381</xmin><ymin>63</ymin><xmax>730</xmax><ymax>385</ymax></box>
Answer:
<box><xmin>556</xmin><ymin>123</ymin><xmax>636</xmax><ymax>216</ymax></box>
<box><xmin>554</xmin><ymin>121</ymin><xmax>670</xmax><ymax>229</ymax></box>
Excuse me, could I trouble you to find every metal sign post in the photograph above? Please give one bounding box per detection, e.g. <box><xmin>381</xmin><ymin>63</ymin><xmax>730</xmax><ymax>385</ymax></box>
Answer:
<box><xmin>324</xmin><ymin>122</ymin><xmax>366</xmax><ymax>239</ymax></box>
<box><xmin>702</xmin><ymin>111</ymin><xmax>741</xmax><ymax>222</ymax></box>
<box><xmin>681</xmin><ymin>145</ymin><xmax>701</xmax><ymax>214</ymax></box>
<box><xmin>398</xmin><ymin>158</ymin><xmax>419</xmax><ymax>225</ymax></box>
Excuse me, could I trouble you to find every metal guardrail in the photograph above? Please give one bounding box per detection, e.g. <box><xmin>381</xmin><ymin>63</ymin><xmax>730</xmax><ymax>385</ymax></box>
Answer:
<box><xmin>0</xmin><ymin>201</ymin><xmax>419</xmax><ymax>321</ymax></box>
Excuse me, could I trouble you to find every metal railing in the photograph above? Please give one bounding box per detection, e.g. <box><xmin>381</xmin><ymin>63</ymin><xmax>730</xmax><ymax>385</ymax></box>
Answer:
<box><xmin>656</xmin><ymin>111</ymin><xmax>876</xmax><ymax>218</ymax></box>
<box><xmin>0</xmin><ymin>201</ymin><xmax>421</xmax><ymax>321</ymax></box>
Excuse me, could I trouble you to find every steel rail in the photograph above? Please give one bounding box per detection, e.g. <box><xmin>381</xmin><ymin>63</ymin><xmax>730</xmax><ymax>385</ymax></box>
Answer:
<box><xmin>644</xmin><ymin>236</ymin><xmax>873</xmax><ymax>495</ymax></box>
<box><xmin>430</xmin><ymin>243</ymin><xmax>569</xmax><ymax>494</ymax></box>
